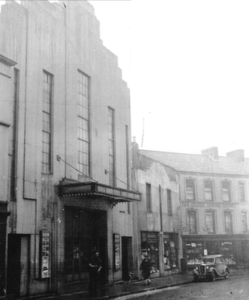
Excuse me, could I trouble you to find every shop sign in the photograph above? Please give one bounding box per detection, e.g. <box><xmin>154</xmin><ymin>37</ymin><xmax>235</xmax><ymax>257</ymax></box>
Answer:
<box><xmin>181</xmin><ymin>202</ymin><xmax>236</xmax><ymax>208</ymax></box>
<box><xmin>113</xmin><ymin>234</ymin><xmax>120</xmax><ymax>271</ymax></box>
<box><xmin>40</xmin><ymin>231</ymin><xmax>50</xmax><ymax>279</ymax></box>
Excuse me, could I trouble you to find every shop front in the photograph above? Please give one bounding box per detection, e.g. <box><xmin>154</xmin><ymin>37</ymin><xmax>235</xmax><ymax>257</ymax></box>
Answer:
<box><xmin>141</xmin><ymin>231</ymin><xmax>159</xmax><ymax>274</ymax></box>
<box><xmin>182</xmin><ymin>235</ymin><xmax>249</xmax><ymax>270</ymax></box>
<box><xmin>163</xmin><ymin>233</ymin><xmax>178</xmax><ymax>271</ymax></box>
<box><xmin>0</xmin><ymin>203</ymin><xmax>10</xmax><ymax>298</ymax></box>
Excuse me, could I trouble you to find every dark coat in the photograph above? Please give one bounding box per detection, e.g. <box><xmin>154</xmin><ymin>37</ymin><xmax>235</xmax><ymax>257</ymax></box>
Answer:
<box><xmin>140</xmin><ymin>258</ymin><xmax>151</xmax><ymax>279</ymax></box>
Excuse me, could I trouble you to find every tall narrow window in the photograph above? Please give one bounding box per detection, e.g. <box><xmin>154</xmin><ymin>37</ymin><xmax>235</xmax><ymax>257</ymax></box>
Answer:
<box><xmin>186</xmin><ymin>179</ymin><xmax>195</xmax><ymax>201</ymax></box>
<box><xmin>222</xmin><ymin>181</ymin><xmax>231</xmax><ymax>202</ymax></box>
<box><xmin>167</xmin><ymin>189</ymin><xmax>172</xmax><ymax>216</ymax></box>
<box><xmin>206</xmin><ymin>211</ymin><xmax>215</xmax><ymax>233</ymax></box>
<box><xmin>224</xmin><ymin>211</ymin><xmax>233</xmax><ymax>233</ymax></box>
<box><xmin>108</xmin><ymin>107</ymin><xmax>115</xmax><ymax>186</ymax></box>
<box><xmin>11</xmin><ymin>69</ymin><xmax>19</xmax><ymax>201</ymax></box>
<box><xmin>42</xmin><ymin>71</ymin><xmax>53</xmax><ymax>174</ymax></box>
<box><xmin>78</xmin><ymin>71</ymin><xmax>90</xmax><ymax>176</ymax></box>
<box><xmin>188</xmin><ymin>210</ymin><xmax>197</xmax><ymax>233</ymax></box>
<box><xmin>204</xmin><ymin>180</ymin><xmax>213</xmax><ymax>201</ymax></box>
<box><xmin>126</xmin><ymin>125</ymin><xmax>130</xmax><ymax>213</ymax></box>
<box><xmin>242</xmin><ymin>212</ymin><xmax>247</xmax><ymax>232</ymax></box>
<box><xmin>239</xmin><ymin>182</ymin><xmax>246</xmax><ymax>202</ymax></box>
<box><xmin>146</xmin><ymin>183</ymin><xmax>152</xmax><ymax>212</ymax></box>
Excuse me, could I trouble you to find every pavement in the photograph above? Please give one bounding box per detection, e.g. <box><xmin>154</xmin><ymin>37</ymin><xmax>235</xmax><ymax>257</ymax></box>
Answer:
<box><xmin>16</xmin><ymin>267</ymin><xmax>248</xmax><ymax>300</ymax></box>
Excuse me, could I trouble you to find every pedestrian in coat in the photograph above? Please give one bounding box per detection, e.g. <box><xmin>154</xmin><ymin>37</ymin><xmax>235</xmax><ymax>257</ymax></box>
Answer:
<box><xmin>140</xmin><ymin>255</ymin><xmax>151</xmax><ymax>285</ymax></box>
<box><xmin>88</xmin><ymin>251</ymin><xmax>102</xmax><ymax>298</ymax></box>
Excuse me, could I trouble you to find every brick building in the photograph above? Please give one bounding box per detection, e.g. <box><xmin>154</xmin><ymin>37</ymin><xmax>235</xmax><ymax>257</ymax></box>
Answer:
<box><xmin>137</xmin><ymin>147</ymin><xmax>249</xmax><ymax>271</ymax></box>
<box><xmin>0</xmin><ymin>1</ymin><xmax>140</xmax><ymax>298</ymax></box>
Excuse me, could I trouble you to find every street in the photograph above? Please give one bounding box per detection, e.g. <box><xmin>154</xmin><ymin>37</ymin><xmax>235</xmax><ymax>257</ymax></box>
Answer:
<box><xmin>115</xmin><ymin>274</ymin><xmax>249</xmax><ymax>300</ymax></box>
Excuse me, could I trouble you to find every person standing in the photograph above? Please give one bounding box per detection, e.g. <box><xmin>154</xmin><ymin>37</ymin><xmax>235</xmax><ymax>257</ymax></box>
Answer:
<box><xmin>140</xmin><ymin>255</ymin><xmax>151</xmax><ymax>285</ymax></box>
<box><xmin>88</xmin><ymin>251</ymin><xmax>102</xmax><ymax>299</ymax></box>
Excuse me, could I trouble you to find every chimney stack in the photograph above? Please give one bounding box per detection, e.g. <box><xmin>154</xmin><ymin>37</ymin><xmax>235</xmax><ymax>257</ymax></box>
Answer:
<box><xmin>226</xmin><ymin>149</ymin><xmax>244</xmax><ymax>162</ymax></box>
<box><xmin>201</xmin><ymin>147</ymin><xmax>219</xmax><ymax>160</ymax></box>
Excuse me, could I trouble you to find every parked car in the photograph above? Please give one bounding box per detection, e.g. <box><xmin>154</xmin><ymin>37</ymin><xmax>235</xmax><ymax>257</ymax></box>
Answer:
<box><xmin>193</xmin><ymin>254</ymin><xmax>229</xmax><ymax>282</ymax></box>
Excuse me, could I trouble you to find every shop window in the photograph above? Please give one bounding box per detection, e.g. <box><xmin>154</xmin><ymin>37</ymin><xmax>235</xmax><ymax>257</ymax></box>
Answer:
<box><xmin>146</xmin><ymin>183</ymin><xmax>152</xmax><ymax>212</ymax></box>
<box><xmin>185</xmin><ymin>242</ymin><xmax>203</xmax><ymax>265</ymax></box>
<box><xmin>187</xmin><ymin>210</ymin><xmax>197</xmax><ymax>234</ymax></box>
<box><xmin>204</xmin><ymin>180</ymin><xmax>213</xmax><ymax>201</ymax></box>
<box><xmin>222</xmin><ymin>181</ymin><xmax>231</xmax><ymax>202</ymax></box>
<box><xmin>224</xmin><ymin>211</ymin><xmax>233</xmax><ymax>233</ymax></box>
<box><xmin>242</xmin><ymin>212</ymin><xmax>247</xmax><ymax>232</ymax></box>
<box><xmin>239</xmin><ymin>182</ymin><xmax>246</xmax><ymax>202</ymax></box>
<box><xmin>220</xmin><ymin>242</ymin><xmax>236</xmax><ymax>264</ymax></box>
<box><xmin>163</xmin><ymin>234</ymin><xmax>178</xmax><ymax>269</ymax></box>
<box><xmin>186</xmin><ymin>179</ymin><xmax>195</xmax><ymax>201</ymax></box>
<box><xmin>167</xmin><ymin>189</ymin><xmax>172</xmax><ymax>216</ymax></box>
<box><xmin>205</xmin><ymin>211</ymin><xmax>215</xmax><ymax>234</ymax></box>
<box><xmin>141</xmin><ymin>232</ymin><xmax>159</xmax><ymax>273</ymax></box>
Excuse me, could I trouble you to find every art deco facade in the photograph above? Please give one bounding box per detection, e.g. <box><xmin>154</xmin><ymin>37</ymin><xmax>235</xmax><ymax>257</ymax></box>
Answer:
<box><xmin>0</xmin><ymin>1</ymin><xmax>140</xmax><ymax>298</ymax></box>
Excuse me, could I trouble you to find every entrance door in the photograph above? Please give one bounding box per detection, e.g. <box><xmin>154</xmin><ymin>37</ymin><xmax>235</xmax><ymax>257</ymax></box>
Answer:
<box><xmin>7</xmin><ymin>235</ymin><xmax>30</xmax><ymax>298</ymax></box>
<box><xmin>122</xmin><ymin>237</ymin><xmax>132</xmax><ymax>280</ymax></box>
<box><xmin>65</xmin><ymin>208</ymin><xmax>108</xmax><ymax>283</ymax></box>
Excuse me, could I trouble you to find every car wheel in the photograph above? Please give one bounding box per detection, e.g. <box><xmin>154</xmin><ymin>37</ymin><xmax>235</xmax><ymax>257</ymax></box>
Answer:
<box><xmin>210</xmin><ymin>271</ymin><xmax>216</xmax><ymax>282</ymax></box>
<box><xmin>193</xmin><ymin>274</ymin><xmax>199</xmax><ymax>282</ymax></box>
<box><xmin>224</xmin><ymin>269</ymin><xmax>229</xmax><ymax>279</ymax></box>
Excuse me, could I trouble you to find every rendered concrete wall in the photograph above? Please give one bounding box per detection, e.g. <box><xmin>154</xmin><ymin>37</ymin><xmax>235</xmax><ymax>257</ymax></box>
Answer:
<box><xmin>0</xmin><ymin>0</ymin><xmax>132</xmax><ymax>295</ymax></box>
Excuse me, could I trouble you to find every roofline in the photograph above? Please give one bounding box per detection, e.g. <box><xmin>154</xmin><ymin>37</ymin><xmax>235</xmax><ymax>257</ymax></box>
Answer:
<box><xmin>138</xmin><ymin>152</ymin><xmax>178</xmax><ymax>173</ymax></box>
<box><xmin>140</xmin><ymin>149</ymin><xmax>249</xmax><ymax>160</ymax></box>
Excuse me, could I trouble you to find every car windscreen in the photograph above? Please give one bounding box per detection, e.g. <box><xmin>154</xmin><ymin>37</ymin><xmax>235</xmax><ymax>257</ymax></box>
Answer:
<box><xmin>202</xmin><ymin>258</ymin><xmax>215</xmax><ymax>264</ymax></box>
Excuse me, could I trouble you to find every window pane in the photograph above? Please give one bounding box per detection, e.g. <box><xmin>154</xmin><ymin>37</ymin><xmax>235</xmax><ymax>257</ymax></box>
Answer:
<box><xmin>222</xmin><ymin>182</ymin><xmax>231</xmax><ymax>202</ymax></box>
<box><xmin>186</xmin><ymin>180</ymin><xmax>195</xmax><ymax>201</ymax></box>
<box><xmin>42</xmin><ymin>71</ymin><xmax>52</xmax><ymax>174</ymax></box>
<box><xmin>204</xmin><ymin>181</ymin><xmax>213</xmax><ymax>201</ymax></box>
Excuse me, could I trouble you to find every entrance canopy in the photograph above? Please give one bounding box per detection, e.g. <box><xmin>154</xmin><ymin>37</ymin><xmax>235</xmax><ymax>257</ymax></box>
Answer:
<box><xmin>59</xmin><ymin>181</ymin><xmax>141</xmax><ymax>206</ymax></box>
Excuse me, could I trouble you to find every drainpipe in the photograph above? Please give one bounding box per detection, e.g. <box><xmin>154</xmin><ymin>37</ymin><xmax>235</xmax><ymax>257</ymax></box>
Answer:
<box><xmin>158</xmin><ymin>185</ymin><xmax>164</xmax><ymax>277</ymax></box>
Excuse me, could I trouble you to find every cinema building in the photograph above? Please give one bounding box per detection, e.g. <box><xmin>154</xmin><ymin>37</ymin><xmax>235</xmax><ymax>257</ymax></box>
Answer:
<box><xmin>0</xmin><ymin>1</ymin><xmax>140</xmax><ymax>298</ymax></box>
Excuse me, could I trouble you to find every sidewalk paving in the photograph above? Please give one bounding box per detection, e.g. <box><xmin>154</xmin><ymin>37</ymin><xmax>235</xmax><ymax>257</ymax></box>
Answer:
<box><xmin>96</xmin><ymin>268</ymin><xmax>247</xmax><ymax>300</ymax></box>
<box><xmin>16</xmin><ymin>268</ymin><xmax>248</xmax><ymax>300</ymax></box>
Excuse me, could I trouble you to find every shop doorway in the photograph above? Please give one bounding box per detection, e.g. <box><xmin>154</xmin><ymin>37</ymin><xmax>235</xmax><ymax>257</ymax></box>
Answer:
<box><xmin>122</xmin><ymin>237</ymin><xmax>132</xmax><ymax>280</ymax></box>
<box><xmin>64</xmin><ymin>207</ymin><xmax>107</xmax><ymax>282</ymax></box>
<box><xmin>7</xmin><ymin>234</ymin><xmax>30</xmax><ymax>298</ymax></box>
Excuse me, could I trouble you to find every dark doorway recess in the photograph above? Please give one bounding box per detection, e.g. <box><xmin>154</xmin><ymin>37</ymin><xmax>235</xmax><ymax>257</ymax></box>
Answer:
<box><xmin>122</xmin><ymin>237</ymin><xmax>133</xmax><ymax>281</ymax></box>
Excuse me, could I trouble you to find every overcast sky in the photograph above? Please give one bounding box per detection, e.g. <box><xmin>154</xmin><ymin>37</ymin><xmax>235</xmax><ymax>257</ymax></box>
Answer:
<box><xmin>92</xmin><ymin>0</ymin><xmax>249</xmax><ymax>158</ymax></box>
<box><xmin>1</xmin><ymin>0</ymin><xmax>249</xmax><ymax>157</ymax></box>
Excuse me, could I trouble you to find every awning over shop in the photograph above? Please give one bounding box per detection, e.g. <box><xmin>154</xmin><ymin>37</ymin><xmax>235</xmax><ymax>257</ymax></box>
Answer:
<box><xmin>59</xmin><ymin>181</ymin><xmax>141</xmax><ymax>206</ymax></box>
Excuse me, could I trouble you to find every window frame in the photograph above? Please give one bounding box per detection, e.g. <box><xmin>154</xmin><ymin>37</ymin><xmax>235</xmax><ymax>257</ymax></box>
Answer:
<box><xmin>239</xmin><ymin>181</ymin><xmax>246</xmax><ymax>202</ymax></box>
<box><xmin>77</xmin><ymin>70</ymin><xmax>90</xmax><ymax>177</ymax></box>
<box><xmin>146</xmin><ymin>183</ymin><xmax>152</xmax><ymax>213</ymax></box>
<box><xmin>187</xmin><ymin>209</ymin><xmax>197</xmax><ymax>234</ymax></box>
<box><xmin>221</xmin><ymin>181</ymin><xmax>231</xmax><ymax>202</ymax></box>
<box><xmin>241</xmin><ymin>211</ymin><xmax>247</xmax><ymax>232</ymax></box>
<box><xmin>108</xmin><ymin>107</ymin><xmax>116</xmax><ymax>187</ymax></box>
<box><xmin>185</xmin><ymin>179</ymin><xmax>196</xmax><ymax>201</ymax></box>
<box><xmin>42</xmin><ymin>70</ymin><xmax>53</xmax><ymax>174</ymax></box>
<box><xmin>167</xmin><ymin>189</ymin><xmax>172</xmax><ymax>216</ymax></box>
<box><xmin>205</xmin><ymin>210</ymin><xmax>215</xmax><ymax>234</ymax></box>
<box><xmin>224</xmin><ymin>210</ymin><xmax>233</xmax><ymax>234</ymax></box>
<box><xmin>204</xmin><ymin>180</ymin><xmax>214</xmax><ymax>202</ymax></box>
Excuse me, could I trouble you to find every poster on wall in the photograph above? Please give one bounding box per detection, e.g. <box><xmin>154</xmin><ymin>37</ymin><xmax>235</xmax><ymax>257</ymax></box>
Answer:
<box><xmin>40</xmin><ymin>231</ymin><xmax>50</xmax><ymax>278</ymax></box>
<box><xmin>113</xmin><ymin>233</ymin><xmax>120</xmax><ymax>271</ymax></box>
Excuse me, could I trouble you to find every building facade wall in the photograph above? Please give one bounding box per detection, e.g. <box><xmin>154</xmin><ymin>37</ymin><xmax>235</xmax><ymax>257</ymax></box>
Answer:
<box><xmin>133</xmin><ymin>153</ymin><xmax>181</xmax><ymax>279</ymax></box>
<box><xmin>0</xmin><ymin>0</ymin><xmax>134</xmax><ymax>297</ymax></box>
<box><xmin>179</xmin><ymin>172</ymin><xmax>249</xmax><ymax>269</ymax></box>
